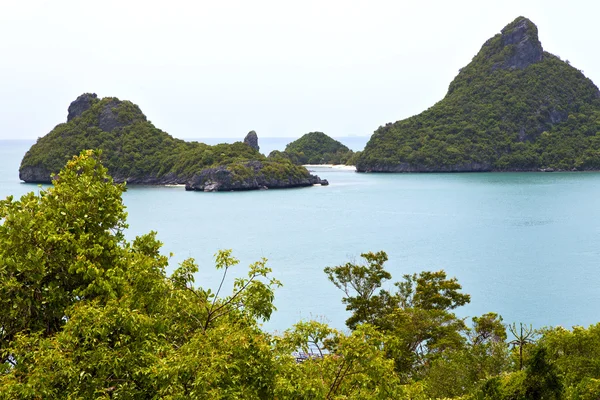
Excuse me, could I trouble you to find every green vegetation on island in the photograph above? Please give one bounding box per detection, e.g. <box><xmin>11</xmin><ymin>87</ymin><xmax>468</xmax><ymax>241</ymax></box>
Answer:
<box><xmin>19</xmin><ymin>94</ymin><xmax>326</xmax><ymax>190</ymax></box>
<box><xmin>358</xmin><ymin>17</ymin><xmax>600</xmax><ymax>172</ymax></box>
<box><xmin>2</xmin><ymin>151</ymin><xmax>600</xmax><ymax>399</ymax></box>
<box><xmin>269</xmin><ymin>131</ymin><xmax>359</xmax><ymax>165</ymax></box>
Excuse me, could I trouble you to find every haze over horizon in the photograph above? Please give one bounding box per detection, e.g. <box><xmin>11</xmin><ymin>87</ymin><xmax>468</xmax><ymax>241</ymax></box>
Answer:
<box><xmin>1</xmin><ymin>0</ymin><xmax>598</xmax><ymax>140</ymax></box>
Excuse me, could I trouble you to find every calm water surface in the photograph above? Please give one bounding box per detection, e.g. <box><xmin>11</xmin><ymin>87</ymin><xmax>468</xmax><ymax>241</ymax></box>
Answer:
<box><xmin>2</xmin><ymin>139</ymin><xmax>600</xmax><ymax>332</ymax></box>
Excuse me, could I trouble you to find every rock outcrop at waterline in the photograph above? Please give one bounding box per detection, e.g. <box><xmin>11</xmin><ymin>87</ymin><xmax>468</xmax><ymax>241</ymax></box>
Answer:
<box><xmin>357</xmin><ymin>17</ymin><xmax>600</xmax><ymax>173</ymax></box>
<box><xmin>185</xmin><ymin>161</ymin><xmax>328</xmax><ymax>191</ymax></box>
<box><xmin>20</xmin><ymin>94</ymin><xmax>327</xmax><ymax>191</ymax></box>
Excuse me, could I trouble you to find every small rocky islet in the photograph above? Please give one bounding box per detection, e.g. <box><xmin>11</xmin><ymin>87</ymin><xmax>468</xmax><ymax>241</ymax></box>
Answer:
<box><xmin>19</xmin><ymin>94</ymin><xmax>328</xmax><ymax>191</ymax></box>
<box><xmin>267</xmin><ymin>131</ymin><xmax>358</xmax><ymax>166</ymax></box>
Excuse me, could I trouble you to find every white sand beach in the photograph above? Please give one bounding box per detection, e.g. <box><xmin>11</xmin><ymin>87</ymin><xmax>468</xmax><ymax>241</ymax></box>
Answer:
<box><xmin>303</xmin><ymin>164</ymin><xmax>356</xmax><ymax>171</ymax></box>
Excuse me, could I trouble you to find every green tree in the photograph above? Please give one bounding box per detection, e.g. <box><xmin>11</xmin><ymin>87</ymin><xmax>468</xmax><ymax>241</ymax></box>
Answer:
<box><xmin>324</xmin><ymin>251</ymin><xmax>391</xmax><ymax>329</ymax></box>
<box><xmin>524</xmin><ymin>345</ymin><xmax>563</xmax><ymax>400</ymax></box>
<box><xmin>472</xmin><ymin>312</ymin><xmax>508</xmax><ymax>345</ymax></box>
<box><xmin>536</xmin><ymin>324</ymin><xmax>600</xmax><ymax>398</ymax></box>
<box><xmin>325</xmin><ymin>252</ymin><xmax>471</xmax><ymax>378</ymax></box>
<box><xmin>275</xmin><ymin>322</ymin><xmax>403</xmax><ymax>399</ymax></box>
<box><xmin>0</xmin><ymin>150</ymin><xmax>284</xmax><ymax>398</ymax></box>
<box><xmin>509</xmin><ymin>322</ymin><xmax>536</xmax><ymax>370</ymax></box>
<box><xmin>423</xmin><ymin>313</ymin><xmax>510</xmax><ymax>398</ymax></box>
<box><xmin>0</xmin><ymin>149</ymin><xmax>129</xmax><ymax>361</ymax></box>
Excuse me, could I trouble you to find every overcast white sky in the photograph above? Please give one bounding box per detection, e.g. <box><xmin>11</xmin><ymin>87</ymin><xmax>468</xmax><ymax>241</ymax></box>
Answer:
<box><xmin>1</xmin><ymin>0</ymin><xmax>598</xmax><ymax>140</ymax></box>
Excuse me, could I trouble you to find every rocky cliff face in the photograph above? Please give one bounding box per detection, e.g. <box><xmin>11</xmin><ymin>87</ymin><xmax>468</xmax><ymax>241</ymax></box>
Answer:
<box><xmin>67</xmin><ymin>93</ymin><xmax>98</xmax><ymax>121</ymax></box>
<box><xmin>67</xmin><ymin>93</ymin><xmax>145</xmax><ymax>132</ymax></box>
<box><xmin>18</xmin><ymin>165</ymin><xmax>53</xmax><ymax>183</ymax></box>
<box><xmin>97</xmin><ymin>100</ymin><xmax>138</xmax><ymax>132</ymax></box>
<box><xmin>495</xmin><ymin>17</ymin><xmax>543</xmax><ymax>70</ymax></box>
<box><xmin>244</xmin><ymin>131</ymin><xmax>260</xmax><ymax>152</ymax></box>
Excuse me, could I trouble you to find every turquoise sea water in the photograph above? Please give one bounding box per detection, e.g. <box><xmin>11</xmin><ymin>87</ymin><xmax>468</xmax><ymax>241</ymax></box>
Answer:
<box><xmin>2</xmin><ymin>138</ymin><xmax>600</xmax><ymax>333</ymax></box>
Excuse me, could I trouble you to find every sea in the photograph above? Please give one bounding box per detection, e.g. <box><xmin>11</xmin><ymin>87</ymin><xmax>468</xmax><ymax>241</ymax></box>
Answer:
<box><xmin>2</xmin><ymin>137</ymin><xmax>600</xmax><ymax>334</ymax></box>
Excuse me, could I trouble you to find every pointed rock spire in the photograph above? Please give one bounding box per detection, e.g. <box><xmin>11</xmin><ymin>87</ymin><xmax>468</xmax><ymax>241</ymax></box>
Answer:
<box><xmin>67</xmin><ymin>93</ymin><xmax>98</xmax><ymax>121</ymax></box>
<box><xmin>244</xmin><ymin>130</ymin><xmax>260</xmax><ymax>151</ymax></box>
<box><xmin>498</xmin><ymin>17</ymin><xmax>543</xmax><ymax>69</ymax></box>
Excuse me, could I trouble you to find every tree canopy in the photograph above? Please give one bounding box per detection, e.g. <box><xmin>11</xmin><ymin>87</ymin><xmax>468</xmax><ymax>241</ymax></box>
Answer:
<box><xmin>269</xmin><ymin>132</ymin><xmax>358</xmax><ymax>165</ymax></box>
<box><xmin>3</xmin><ymin>150</ymin><xmax>600</xmax><ymax>398</ymax></box>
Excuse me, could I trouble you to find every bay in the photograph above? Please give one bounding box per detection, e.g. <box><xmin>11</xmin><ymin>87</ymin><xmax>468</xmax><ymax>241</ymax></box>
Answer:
<box><xmin>2</xmin><ymin>138</ymin><xmax>600</xmax><ymax>333</ymax></box>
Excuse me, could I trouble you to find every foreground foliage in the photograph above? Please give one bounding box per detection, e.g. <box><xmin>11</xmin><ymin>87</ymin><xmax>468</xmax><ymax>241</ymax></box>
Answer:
<box><xmin>2</xmin><ymin>151</ymin><xmax>600</xmax><ymax>398</ymax></box>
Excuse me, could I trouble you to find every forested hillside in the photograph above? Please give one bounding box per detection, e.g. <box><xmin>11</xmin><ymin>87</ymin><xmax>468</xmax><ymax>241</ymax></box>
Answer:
<box><xmin>269</xmin><ymin>131</ymin><xmax>358</xmax><ymax>165</ymax></box>
<box><xmin>19</xmin><ymin>94</ymin><xmax>324</xmax><ymax>191</ymax></box>
<box><xmin>358</xmin><ymin>17</ymin><xmax>600</xmax><ymax>172</ymax></box>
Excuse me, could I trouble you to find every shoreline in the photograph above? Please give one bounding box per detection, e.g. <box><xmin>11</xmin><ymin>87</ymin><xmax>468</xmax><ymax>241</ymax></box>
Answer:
<box><xmin>303</xmin><ymin>164</ymin><xmax>356</xmax><ymax>171</ymax></box>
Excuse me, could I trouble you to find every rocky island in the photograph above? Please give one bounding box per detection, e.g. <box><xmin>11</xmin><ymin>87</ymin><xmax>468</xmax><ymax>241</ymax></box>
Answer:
<box><xmin>268</xmin><ymin>131</ymin><xmax>358</xmax><ymax>165</ymax></box>
<box><xmin>357</xmin><ymin>17</ymin><xmax>600</xmax><ymax>172</ymax></box>
<box><xmin>19</xmin><ymin>94</ymin><xmax>328</xmax><ymax>191</ymax></box>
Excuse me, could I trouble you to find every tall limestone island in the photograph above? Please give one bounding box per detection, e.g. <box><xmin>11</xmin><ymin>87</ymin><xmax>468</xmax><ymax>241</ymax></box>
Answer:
<box><xmin>357</xmin><ymin>17</ymin><xmax>600</xmax><ymax>172</ymax></box>
<box><xmin>20</xmin><ymin>94</ymin><xmax>328</xmax><ymax>191</ymax></box>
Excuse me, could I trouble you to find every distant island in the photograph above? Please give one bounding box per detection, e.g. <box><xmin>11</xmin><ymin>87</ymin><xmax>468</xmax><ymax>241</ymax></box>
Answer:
<box><xmin>357</xmin><ymin>17</ymin><xmax>600</xmax><ymax>172</ymax></box>
<box><xmin>269</xmin><ymin>131</ymin><xmax>359</xmax><ymax>165</ymax></box>
<box><xmin>19</xmin><ymin>94</ymin><xmax>328</xmax><ymax>191</ymax></box>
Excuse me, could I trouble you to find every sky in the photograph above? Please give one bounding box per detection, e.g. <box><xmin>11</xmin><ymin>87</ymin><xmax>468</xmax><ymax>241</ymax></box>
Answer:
<box><xmin>1</xmin><ymin>0</ymin><xmax>599</xmax><ymax>140</ymax></box>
